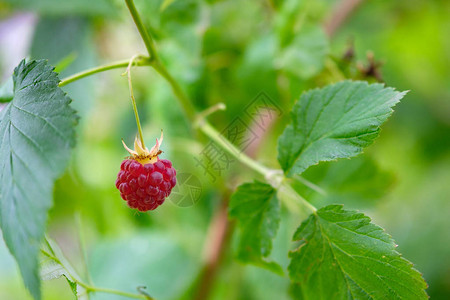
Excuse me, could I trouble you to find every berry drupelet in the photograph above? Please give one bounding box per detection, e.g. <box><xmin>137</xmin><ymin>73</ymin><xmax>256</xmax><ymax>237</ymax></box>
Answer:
<box><xmin>115</xmin><ymin>131</ymin><xmax>176</xmax><ymax>211</ymax></box>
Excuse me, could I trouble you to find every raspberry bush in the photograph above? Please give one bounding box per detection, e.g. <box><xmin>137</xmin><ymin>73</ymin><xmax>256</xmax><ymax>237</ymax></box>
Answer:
<box><xmin>2</xmin><ymin>0</ymin><xmax>445</xmax><ymax>299</ymax></box>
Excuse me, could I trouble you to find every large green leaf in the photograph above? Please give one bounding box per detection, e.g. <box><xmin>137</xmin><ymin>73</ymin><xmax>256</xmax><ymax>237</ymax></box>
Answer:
<box><xmin>278</xmin><ymin>81</ymin><xmax>406</xmax><ymax>176</ymax></box>
<box><xmin>229</xmin><ymin>181</ymin><xmax>282</xmax><ymax>274</ymax></box>
<box><xmin>0</xmin><ymin>60</ymin><xmax>78</xmax><ymax>299</ymax></box>
<box><xmin>289</xmin><ymin>205</ymin><xmax>427</xmax><ymax>299</ymax></box>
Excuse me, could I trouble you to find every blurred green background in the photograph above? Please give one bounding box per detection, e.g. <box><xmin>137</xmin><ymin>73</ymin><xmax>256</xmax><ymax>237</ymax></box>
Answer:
<box><xmin>0</xmin><ymin>0</ymin><xmax>449</xmax><ymax>299</ymax></box>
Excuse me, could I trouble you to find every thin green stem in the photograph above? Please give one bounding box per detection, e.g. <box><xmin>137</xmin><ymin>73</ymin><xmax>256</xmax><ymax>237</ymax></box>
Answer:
<box><xmin>152</xmin><ymin>61</ymin><xmax>197</xmax><ymax>122</ymax></box>
<box><xmin>195</xmin><ymin>103</ymin><xmax>226</xmax><ymax>124</ymax></box>
<box><xmin>279</xmin><ymin>181</ymin><xmax>317</xmax><ymax>214</ymax></box>
<box><xmin>200</xmin><ymin>122</ymin><xmax>271</xmax><ymax>176</ymax></box>
<box><xmin>42</xmin><ymin>242</ymin><xmax>152</xmax><ymax>300</ymax></box>
<box><xmin>59</xmin><ymin>57</ymin><xmax>150</xmax><ymax>87</ymax></box>
<box><xmin>124</xmin><ymin>0</ymin><xmax>159</xmax><ymax>61</ymax></box>
<box><xmin>77</xmin><ymin>281</ymin><xmax>150</xmax><ymax>299</ymax></box>
<box><xmin>294</xmin><ymin>175</ymin><xmax>327</xmax><ymax>196</ymax></box>
<box><xmin>124</xmin><ymin>0</ymin><xmax>197</xmax><ymax>122</ymax></box>
<box><xmin>124</xmin><ymin>55</ymin><xmax>146</xmax><ymax>148</ymax></box>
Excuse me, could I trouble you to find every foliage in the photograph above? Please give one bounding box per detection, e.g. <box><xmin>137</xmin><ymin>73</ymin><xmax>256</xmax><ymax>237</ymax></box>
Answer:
<box><xmin>0</xmin><ymin>0</ymin><xmax>448</xmax><ymax>299</ymax></box>
<box><xmin>289</xmin><ymin>205</ymin><xmax>427</xmax><ymax>299</ymax></box>
<box><xmin>229</xmin><ymin>181</ymin><xmax>282</xmax><ymax>274</ymax></box>
<box><xmin>0</xmin><ymin>60</ymin><xmax>77</xmax><ymax>299</ymax></box>
<box><xmin>277</xmin><ymin>81</ymin><xmax>406</xmax><ymax>176</ymax></box>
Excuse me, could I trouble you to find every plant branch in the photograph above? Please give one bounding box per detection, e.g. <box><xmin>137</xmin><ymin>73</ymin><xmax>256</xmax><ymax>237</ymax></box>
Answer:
<box><xmin>77</xmin><ymin>281</ymin><xmax>151</xmax><ymax>300</ymax></box>
<box><xmin>193</xmin><ymin>117</ymin><xmax>274</xmax><ymax>300</ymax></box>
<box><xmin>279</xmin><ymin>181</ymin><xmax>317</xmax><ymax>214</ymax></box>
<box><xmin>122</xmin><ymin>0</ymin><xmax>276</xmax><ymax>178</ymax></box>
<box><xmin>195</xmin><ymin>103</ymin><xmax>227</xmax><ymax>125</ymax></box>
<box><xmin>324</xmin><ymin>0</ymin><xmax>364</xmax><ymax>37</ymax></box>
<box><xmin>59</xmin><ymin>57</ymin><xmax>150</xmax><ymax>87</ymax></box>
<box><xmin>194</xmin><ymin>197</ymin><xmax>233</xmax><ymax>300</ymax></box>
<box><xmin>124</xmin><ymin>0</ymin><xmax>197</xmax><ymax>122</ymax></box>
<box><xmin>152</xmin><ymin>62</ymin><xmax>197</xmax><ymax>122</ymax></box>
<box><xmin>124</xmin><ymin>0</ymin><xmax>159</xmax><ymax>61</ymax></box>
<box><xmin>199</xmin><ymin>122</ymin><xmax>272</xmax><ymax>176</ymax></box>
<box><xmin>294</xmin><ymin>175</ymin><xmax>327</xmax><ymax>196</ymax></box>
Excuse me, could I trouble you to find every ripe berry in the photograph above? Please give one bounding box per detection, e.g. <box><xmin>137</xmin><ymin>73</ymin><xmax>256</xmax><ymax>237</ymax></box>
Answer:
<box><xmin>116</xmin><ymin>131</ymin><xmax>176</xmax><ymax>211</ymax></box>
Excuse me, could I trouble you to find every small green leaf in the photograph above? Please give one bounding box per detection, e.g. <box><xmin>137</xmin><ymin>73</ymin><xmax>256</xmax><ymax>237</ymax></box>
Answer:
<box><xmin>229</xmin><ymin>181</ymin><xmax>283</xmax><ymax>274</ymax></box>
<box><xmin>288</xmin><ymin>205</ymin><xmax>428</xmax><ymax>299</ymax></box>
<box><xmin>39</xmin><ymin>261</ymin><xmax>78</xmax><ymax>298</ymax></box>
<box><xmin>40</xmin><ymin>238</ymin><xmax>86</xmax><ymax>299</ymax></box>
<box><xmin>65</xmin><ymin>277</ymin><xmax>78</xmax><ymax>298</ymax></box>
<box><xmin>0</xmin><ymin>60</ymin><xmax>78</xmax><ymax>299</ymax></box>
<box><xmin>278</xmin><ymin>81</ymin><xmax>407</xmax><ymax>176</ymax></box>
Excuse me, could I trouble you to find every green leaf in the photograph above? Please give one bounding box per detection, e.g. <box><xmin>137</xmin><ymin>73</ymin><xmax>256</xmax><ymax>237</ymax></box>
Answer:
<box><xmin>39</xmin><ymin>262</ymin><xmax>78</xmax><ymax>298</ymax></box>
<box><xmin>229</xmin><ymin>181</ymin><xmax>283</xmax><ymax>274</ymax></box>
<box><xmin>278</xmin><ymin>81</ymin><xmax>407</xmax><ymax>176</ymax></box>
<box><xmin>65</xmin><ymin>277</ymin><xmax>78</xmax><ymax>298</ymax></box>
<box><xmin>0</xmin><ymin>60</ymin><xmax>78</xmax><ymax>299</ymax></box>
<box><xmin>288</xmin><ymin>205</ymin><xmax>428</xmax><ymax>299</ymax></box>
<box><xmin>40</xmin><ymin>238</ymin><xmax>87</xmax><ymax>300</ymax></box>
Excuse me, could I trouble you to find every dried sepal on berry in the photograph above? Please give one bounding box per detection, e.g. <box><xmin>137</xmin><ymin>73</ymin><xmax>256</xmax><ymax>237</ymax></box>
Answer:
<box><xmin>122</xmin><ymin>130</ymin><xmax>163</xmax><ymax>165</ymax></box>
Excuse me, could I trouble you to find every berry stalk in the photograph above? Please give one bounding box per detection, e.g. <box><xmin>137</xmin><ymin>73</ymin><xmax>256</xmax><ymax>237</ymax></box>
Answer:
<box><xmin>124</xmin><ymin>55</ymin><xmax>147</xmax><ymax>148</ymax></box>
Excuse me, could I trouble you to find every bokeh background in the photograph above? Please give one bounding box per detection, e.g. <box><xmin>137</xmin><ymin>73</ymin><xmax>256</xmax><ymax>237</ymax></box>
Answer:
<box><xmin>0</xmin><ymin>0</ymin><xmax>449</xmax><ymax>299</ymax></box>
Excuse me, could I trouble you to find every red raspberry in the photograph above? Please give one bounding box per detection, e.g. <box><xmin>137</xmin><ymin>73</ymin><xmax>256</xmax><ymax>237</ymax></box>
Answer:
<box><xmin>116</xmin><ymin>131</ymin><xmax>176</xmax><ymax>211</ymax></box>
<box><xmin>115</xmin><ymin>158</ymin><xmax>176</xmax><ymax>211</ymax></box>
